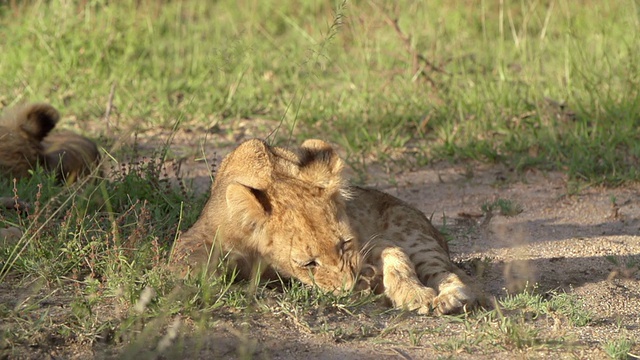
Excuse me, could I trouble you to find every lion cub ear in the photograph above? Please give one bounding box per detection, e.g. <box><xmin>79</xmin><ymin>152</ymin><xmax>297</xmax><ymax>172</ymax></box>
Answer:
<box><xmin>226</xmin><ymin>183</ymin><xmax>271</xmax><ymax>229</ymax></box>
<box><xmin>17</xmin><ymin>103</ymin><xmax>60</xmax><ymax>141</ymax></box>
<box><xmin>298</xmin><ymin>139</ymin><xmax>344</xmax><ymax>191</ymax></box>
<box><xmin>223</xmin><ymin>139</ymin><xmax>276</xmax><ymax>228</ymax></box>
<box><xmin>221</xmin><ymin>139</ymin><xmax>274</xmax><ymax>190</ymax></box>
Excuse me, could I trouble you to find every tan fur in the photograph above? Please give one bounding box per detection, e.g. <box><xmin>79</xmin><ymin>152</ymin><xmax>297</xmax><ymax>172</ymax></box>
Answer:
<box><xmin>0</xmin><ymin>103</ymin><xmax>100</xmax><ymax>211</ymax></box>
<box><xmin>42</xmin><ymin>131</ymin><xmax>101</xmax><ymax>183</ymax></box>
<box><xmin>0</xmin><ymin>103</ymin><xmax>59</xmax><ymax>178</ymax></box>
<box><xmin>172</xmin><ymin>139</ymin><xmax>477</xmax><ymax>314</ymax></box>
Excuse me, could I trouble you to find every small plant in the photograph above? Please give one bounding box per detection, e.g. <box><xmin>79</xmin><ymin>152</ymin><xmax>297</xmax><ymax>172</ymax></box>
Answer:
<box><xmin>603</xmin><ymin>338</ymin><xmax>634</xmax><ymax>360</ymax></box>
<box><xmin>275</xmin><ymin>276</ymin><xmax>378</xmax><ymax>315</ymax></box>
<box><xmin>604</xmin><ymin>255</ymin><xmax>640</xmax><ymax>280</ymax></box>
<box><xmin>407</xmin><ymin>327</ymin><xmax>429</xmax><ymax>346</ymax></box>
<box><xmin>489</xmin><ymin>310</ymin><xmax>542</xmax><ymax>349</ymax></box>
<box><xmin>481</xmin><ymin>198</ymin><xmax>523</xmax><ymax>217</ymax></box>
<box><xmin>434</xmin><ymin>337</ymin><xmax>468</xmax><ymax>353</ymax></box>
<box><xmin>500</xmin><ymin>290</ymin><xmax>592</xmax><ymax>327</ymax></box>
<box><xmin>438</xmin><ymin>212</ymin><xmax>455</xmax><ymax>243</ymax></box>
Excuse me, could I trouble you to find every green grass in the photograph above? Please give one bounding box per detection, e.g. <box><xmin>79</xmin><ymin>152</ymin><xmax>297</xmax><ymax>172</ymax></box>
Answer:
<box><xmin>481</xmin><ymin>198</ymin><xmax>524</xmax><ymax>217</ymax></box>
<box><xmin>1</xmin><ymin>0</ymin><xmax>639</xmax><ymax>183</ymax></box>
<box><xmin>431</xmin><ymin>290</ymin><xmax>593</xmax><ymax>355</ymax></box>
<box><xmin>603</xmin><ymin>338</ymin><xmax>636</xmax><ymax>360</ymax></box>
<box><xmin>499</xmin><ymin>289</ymin><xmax>592</xmax><ymax>327</ymax></box>
<box><xmin>2</xmin><ymin>0</ymin><xmax>640</xmax><ymax>358</ymax></box>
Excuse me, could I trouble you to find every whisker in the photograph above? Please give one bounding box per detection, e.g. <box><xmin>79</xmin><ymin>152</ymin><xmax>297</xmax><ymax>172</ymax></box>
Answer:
<box><xmin>339</xmin><ymin>185</ymin><xmax>354</xmax><ymax>200</ymax></box>
<box><xmin>359</xmin><ymin>233</ymin><xmax>379</xmax><ymax>260</ymax></box>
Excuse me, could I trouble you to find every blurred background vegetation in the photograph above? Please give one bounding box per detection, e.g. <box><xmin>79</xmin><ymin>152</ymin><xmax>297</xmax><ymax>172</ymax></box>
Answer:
<box><xmin>1</xmin><ymin>0</ymin><xmax>639</xmax><ymax>184</ymax></box>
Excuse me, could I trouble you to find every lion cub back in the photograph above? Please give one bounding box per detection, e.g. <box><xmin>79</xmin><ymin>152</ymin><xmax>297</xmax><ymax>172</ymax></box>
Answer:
<box><xmin>345</xmin><ymin>185</ymin><xmax>477</xmax><ymax>314</ymax></box>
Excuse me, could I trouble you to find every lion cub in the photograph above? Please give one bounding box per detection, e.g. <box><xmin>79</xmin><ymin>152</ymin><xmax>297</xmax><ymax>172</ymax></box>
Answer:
<box><xmin>1</xmin><ymin>103</ymin><xmax>101</xmax><ymax>212</ymax></box>
<box><xmin>172</xmin><ymin>139</ymin><xmax>477</xmax><ymax>314</ymax></box>
<box><xmin>0</xmin><ymin>103</ymin><xmax>100</xmax><ymax>183</ymax></box>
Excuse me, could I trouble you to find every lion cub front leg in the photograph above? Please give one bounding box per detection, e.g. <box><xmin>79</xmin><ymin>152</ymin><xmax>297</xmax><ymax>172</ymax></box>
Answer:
<box><xmin>377</xmin><ymin>246</ymin><xmax>437</xmax><ymax>314</ymax></box>
<box><xmin>425</xmin><ymin>268</ymin><xmax>476</xmax><ymax>315</ymax></box>
<box><xmin>373</xmin><ymin>245</ymin><xmax>476</xmax><ymax>315</ymax></box>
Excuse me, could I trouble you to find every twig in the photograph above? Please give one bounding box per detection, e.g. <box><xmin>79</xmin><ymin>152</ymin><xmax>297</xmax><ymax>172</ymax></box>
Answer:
<box><xmin>104</xmin><ymin>81</ymin><xmax>117</xmax><ymax>130</ymax></box>
<box><xmin>369</xmin><ymin>1</ymin><xmax>447</xmax><ymax>88</ymax></box>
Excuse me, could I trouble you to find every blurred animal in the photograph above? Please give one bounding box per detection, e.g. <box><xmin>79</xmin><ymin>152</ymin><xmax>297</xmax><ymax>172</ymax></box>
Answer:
<box><xmin>0</xmin><ymin>103</ymin><xmax>100</xmax><ymax>212</ymax></box>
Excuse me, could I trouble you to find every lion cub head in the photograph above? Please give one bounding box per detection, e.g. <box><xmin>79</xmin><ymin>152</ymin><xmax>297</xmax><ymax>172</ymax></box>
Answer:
<box><xmin>0</xmin><ymin>103</ymin><xmax>59</xmax><ymax>178</ymax></box>
<box><xmin>177</xmin><ymin>139</ymin><xmax>361</xmax><ymax>292</ymax></box>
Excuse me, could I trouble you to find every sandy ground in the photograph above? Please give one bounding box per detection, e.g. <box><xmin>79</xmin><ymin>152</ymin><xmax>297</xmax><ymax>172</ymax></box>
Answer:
<box><xmin>2</xmin><ymin>124</ymin><xmax>640</xmax><ymax>359</ymax></box>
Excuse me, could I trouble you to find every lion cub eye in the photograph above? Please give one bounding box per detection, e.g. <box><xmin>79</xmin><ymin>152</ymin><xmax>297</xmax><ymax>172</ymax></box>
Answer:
<box><xmin>338</xmin><ymin>237</ymin><xmax>352</xmax><ymax>256</ymax></box>
<box><xmin>300</xmin><ymin>259</ymin><xmax>318</xmax><ymax>269</ymax></box>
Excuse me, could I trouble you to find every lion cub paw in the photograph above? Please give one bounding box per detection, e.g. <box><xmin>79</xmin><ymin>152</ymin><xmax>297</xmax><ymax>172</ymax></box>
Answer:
<box><xmin>433</xmin><ymin>284</ymin><xmax>476</xmax><ymax>315</ymax></box>
<box><xmin>393</xmin><ymin>287</ymin><xmax>438</xmax><ymax>315</ymax></box>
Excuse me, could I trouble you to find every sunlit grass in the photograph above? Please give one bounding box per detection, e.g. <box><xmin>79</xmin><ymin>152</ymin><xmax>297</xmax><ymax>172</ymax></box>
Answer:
<box><xmin>1</xmin><ymin>0</ymin><xmax>639</xmax><ymax>183</ymax></box>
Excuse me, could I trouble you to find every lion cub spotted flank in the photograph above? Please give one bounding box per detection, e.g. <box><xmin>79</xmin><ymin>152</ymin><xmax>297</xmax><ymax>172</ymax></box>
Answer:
<box><xmin>172</xmin><ymin>139</ymin><xmax>477</xmax><ymax>315</ymax></box>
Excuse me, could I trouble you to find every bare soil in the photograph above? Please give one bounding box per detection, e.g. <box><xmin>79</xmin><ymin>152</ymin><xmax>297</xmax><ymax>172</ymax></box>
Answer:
<box><xmin>2</xmin><ymin>125</ymin><xmax>640</xmax><ymax>359</ymax></box>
